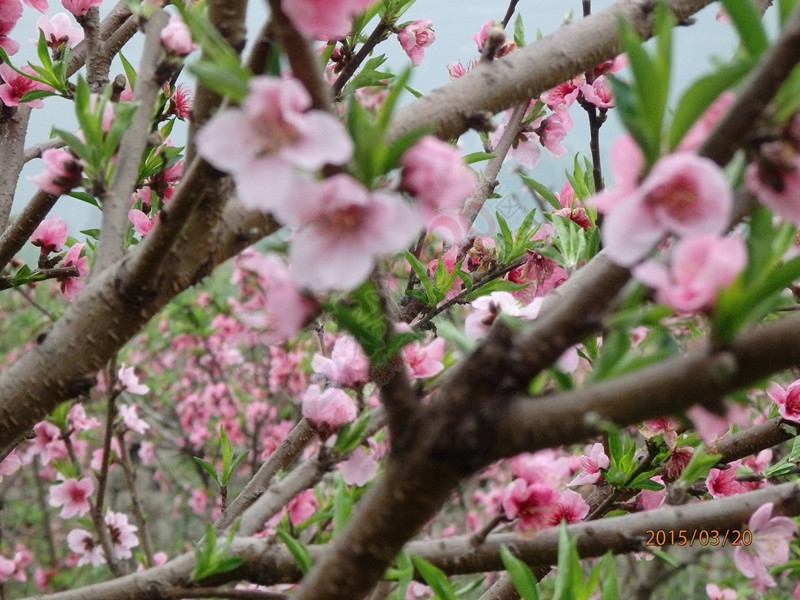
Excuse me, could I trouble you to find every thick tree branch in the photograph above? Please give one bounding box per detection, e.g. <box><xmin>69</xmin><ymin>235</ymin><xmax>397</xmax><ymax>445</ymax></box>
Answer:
<box><xmin>388</xmin><ymin>0</ymin><xmax>716</xmax><ymax>143</ymax></box>
<box><xmin>0</xmin><ymin>190</ymin><xmax>59</xmax><ymax>272</ymax></box>
<box><xmin>0</xmin><ymin>105</ymin><xmax>31</xmax><ymax>231</ymax></box>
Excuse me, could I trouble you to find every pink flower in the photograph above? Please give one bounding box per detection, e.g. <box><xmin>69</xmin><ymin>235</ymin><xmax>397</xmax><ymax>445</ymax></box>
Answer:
<box><xmin>61</xmin><ymin>0</ymin><xmax>101</xmax><ymax>17</ymax></box>
<box><xmin>235</xmin><ymin>253</ymin><xmax>315</xmax><ymax>343</ymax></box>
<box><xmin>745</xmin><ymin>150</ymin><xmax>800</xmax><ymax>226</ymax></box>
<box><xmin>49</xmin><ymin>477</ymin><xmax>94</xmax><ymax>518</ymax></box>
<box><xmin>29</xmin><ymin>149</ymin><xmax>83</xmax><ymax>195</ymax></box>
<box><xmin>117</xmin><ymin>365</ymin><xmax>149</xmax><ymax>395</ymax></box>
<box><xmin>705</xmin><ymin>583</ymin><xmax>737</xmax><ymax>600</ymax></box>
<box><xmin>403</xmin><ymin>337</ymin><xmax>445</xmax><ymax>379</ymax></box>
<box><xmin>687</xmin><ymin>402</ymin><xmax>753</xmax><ymax>447</ymax></box>
<box><xmin>282</xmin><ymin>0</ymin><xmax>374</xmax><ymax>40</ymax></box>
<box><xmin>678</xmin><ymin>91</ymin><xmax>735</xmax><ymax>152</ymax></box>
<box><xmin>160</xmin><ymin>14</ymin><xmax>195</xmax><ymax>56</ymax></box>
<box><xmin>104</xmin><ymin>510</ymin><xmax>139</xmax><ymax>560</ymax></box>
<box><xmin>30</xmin><ymin>216</ymin><xmax>67</xmax><ymax>253</ymax></box>
<box><xmin>287</xmin><ymin>489</ymin><xmax>318</xmax><ymax>525</ymax></box>
<box><xmin>589</xmin><ymin>135</ymin><xmax>645</xmax><ymax>214</ymax></box>
<box><xmin>465</xmin><ymin>292</ymin><xmax>542</xmax><ymax>339</ymax></box>
<box><xmin>733</xmin><ymin>502</ymin><xmax>796</xmax><ymax>587</ymax></box>
<box><xmin>580</xmin><ymin>75</ymin><xmax>615</xmax><ymax>109</ymax></box>
<box><xmin>502</xmin><ymin>478</ymin><xmax>559</xmax><ymax>532</ymax></box>
<box><xmin>289</xmin><ymin>175</ymin><xmax>420</xmax><ymax>291</ymax></box>
<box><xmin>401</xmin><ymin>136</ymin><xmax>476</xmax><ymax>228</ymax></box>
<box><xmin>168</xmin><ymin>83</ymin><xmax>192</xmax><ymax>120</ymax></box>
<box><xmin>311</xmin><ymin>335</ymin><xmax>370</xmax><ymax>388</ymax></box>
<box><xmin>602</xmin><ymin>153</ymin><xmax>733</xmax><ymax>266</ymax></box>
<box><xmin>195</xmin><ymin>77</ymin><xmax>352</xmax><ymax>218</ymax></box>
<box><xmin>541</xmin><ymin>79</ymin><xmax>582</xmax><ymax>110</ymax></box>
<box><xmin>569</xmin><ymin>443</ymin><xmax>609</xmax><ymax>486</ymax></box>
<box><xmin>473</xmin><ymin>19</ymin><xmax>516</xmax><ymax>56</ymax></box>
<box><xmin>118</xmin><ymin>404</ymin><xmax>149</xmax><ymax>434</ymax></box>
<box><xmin>128</xmin><ymin>208</ymin><xmax>157</xmax><ymax>236</ymax></box>
<box><xmin>767</xmin><ymin>380</ymin><xmax>800</xmax><ymax>424</ymax></box>
<box><xmin>68</xmin><ymin>404</ymin><xmax>100</xmax><ymax>432</ymax></box>
<box><xmin>0</xmin><ymin>63</ymin><xmax>51</xmax><ymax>108</ymax></box>
<box><xmin>398</xmin><ymin>19</ymin><xmax>435</xmax><ymax>66</ymax></box>
<box><xmin>301</xmin><ymin>384</ymin><xmax>357</xmax><ymax>435</ymax></box>
<box><xmin>548</xmin><ymin>489</ymin><xmax>589</xmax><ymax>526</ymax></box>
<box><xmin>189</xmin><ymin>488</ymin><xmax>207</xmax><ymax>515</ymax></box>
<box><xmin>633</xmin><ymin>234</ymin><xmax>746</xmax><ymax>313</ymax></box>
<box><xmin>34</xmin><ymin>12</ymin><xmax>83</xmax><ymax>49</ymax></box>
<box><xmin>0</xmin><ymin>0</ymin><xmax>23</xmax><ymax>55</ymax></box>
<box><xmin>339</xmin><ymin>447</ymin><xmax>378</xmax><ymax>486</ymax></box>
<box><xmin>639</xmin><ymin>476</ymin><xmax>666</xmax><ymax>510</ymax></box>
<box><xmin>58</xmin><ymin>243</ymin><xmax>87</xmax><ymax>301</ymax></box>
<box><xmin>706</xmin><ymin>462</ymin><xmax>747</xmax><ymax>498</ymax></box>
<box><xmin>0</xmin><ymin>450</ymin><xmax>22</xmax><ymax>482</ymax></box>
<box><xmin>67</xmin><ymin>529</ymin><xmax>104</xmax><ymax>566</ymax></box>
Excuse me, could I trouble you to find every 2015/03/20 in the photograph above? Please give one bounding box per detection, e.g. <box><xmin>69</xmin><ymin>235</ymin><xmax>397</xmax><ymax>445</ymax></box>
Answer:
<box><xmin>644</xmin><ymin>528</ymin><xmax>753</xmax><ymax>547</ymax></box>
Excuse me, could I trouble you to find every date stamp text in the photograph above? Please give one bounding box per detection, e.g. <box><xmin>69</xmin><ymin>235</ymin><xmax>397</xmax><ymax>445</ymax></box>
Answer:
<box><xmin>645</xmin><ymin>529</ymin><xmax>752</xmax><ymax>547</ymax></box>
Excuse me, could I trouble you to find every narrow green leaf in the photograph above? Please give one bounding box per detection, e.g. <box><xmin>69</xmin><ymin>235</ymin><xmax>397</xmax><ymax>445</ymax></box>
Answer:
<box><xmin>513</xmin><ymin>13</ymin><xmax>526</xmax><ymax>47</ymax></box>
<box><xmin>553</xmin><ymin>523</ymin><xmax>581</xmax><ymax>600</ymax></box>
<box><xmin>668</xmin><ymin>60</ymin><xmax>752</xmax><ymax>150</ymax></box>
<box><xmin>411</xmin><ymin>555</ymin><xmax>456</xmax><ymax>600</ymax></box>
<box><xmin>278</xmin><ymin>529</ymin><xmax>313</xmax><ymax>574</ymax></box>
<box><xmin>500</xmin><ymin>546</ymin><xmax>539</xmax><ymax>600</ymax></box>
<box><xmin>405</xmin><ymin>250</ymin><xmax>437</xmax><ymax>306</ymax></box>
<box><xmin>193</xmin><ymin>457</ymin><xmax>220</xmax><ymax>485</ymax></box>
<box><xmin>720</xmin><ymin>0</ymin><xmax>769</xmax><ymax>57</ymax></box>
<box><xmin>520</xmin><ymin>174</ymin><xmax>561</xmax><ymax>210</ymax></box>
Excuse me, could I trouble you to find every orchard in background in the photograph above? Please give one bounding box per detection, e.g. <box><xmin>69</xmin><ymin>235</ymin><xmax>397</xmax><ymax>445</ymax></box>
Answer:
<box><xmin>2</xmin><ymin>0</ymin><xmax>800</xmax><ymax>599</ymax></box>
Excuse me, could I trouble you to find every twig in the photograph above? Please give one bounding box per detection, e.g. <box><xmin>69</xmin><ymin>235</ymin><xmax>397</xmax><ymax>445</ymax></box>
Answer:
<box><xmin>0</xmin><ymin>190</ymin><xmax>59</xmax><ymax>272</ymax></box>
<box><xmin>501</xmin><ymin>0</ymin><xmax>521</xmax><ymax>28</ymax></box>
<box><xmin>0</xmin><ymin>105</ymin><xmax>32</xmax><ymax>231</ymax></box>
<box><xmin>115</xmin><ymin>432</ymin><xmax>155</xmax><ymax>567</ymax></box>
<box><xmin>332</xmin><ymin>20</ymin><xmax>392</xmax><ymax>97</ymax></box>
<box><xmin>0</xmin><ymin>266</ymin><xmax>78</xmax><ymax>291</ymax></box>
<box><xmin>162</xmin><ymin>589</ymin><xmax>288</xmax><ymax>600</ymax></box>
<box><xmin>94</xmin><ymin>9</ymin><xmax>169</xmax><ymax>275</ymax></box>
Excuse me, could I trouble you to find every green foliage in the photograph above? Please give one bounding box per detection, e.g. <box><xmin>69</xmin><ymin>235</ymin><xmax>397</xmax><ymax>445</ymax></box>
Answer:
<box><xmin>495</xmin><ymin>209</ymin><xmax>540</xmax><ymax>263</ymax></box>
<box><xmin>500</xmin><ymin>545</ymin><xmax>539</xmax><ymax>600</ymax></box>
<box><xmin>347</xmin><ymin>69</ymin><xmax>430</xmax><ymax>186</ymax></box>
<box><xmin>719</xmin><ymin>0</ymin><xmax>769</xmax><ymax>58</ymax></box>
<box><xmin>764</xmin><ymin>435</ymin><xmax>800</xmax><ymax>477</ymax></box>
<box><xmin>192</xmin><ymin>523</ymin><xmax>244</xmax><ymax>581</ymax></box>
<box><xmin>519</xmin><ymin>173</ymin><xmax>562</xmax><ymax>211</ymax></box>
<box><xmin>609</xmin><ymin>1</ymin><xmax>673</xmax><ymax>167</ymax></box>
<box><xmin>277</xmin><ymin>527</ymin><xmax>314</xmax><ymax>574</ymax></box>
<box><xmin>0</xmin><ymin>31</ymin><xmax>70</xmax><ymax>101</ymax></box>
<box><xmin>543</xmin><ymin>213</ymin><xmax>599</xmax><ymax>272</ymax></box>
<box><xmin>603</xmin><ymin>427</ymin><xmax>662</xmax><ymax>491</ymax></box>
<box><xmin>713</xmin><ymin>206</ymin><xmax>800</xmax><ymax>342</ymax></box>
<box><xmin>411</xmin><ymin>555</ymin><xmax>457</xmax><ymax>600</ymax></box>
<box><xmin>333</xmin><ymin>410</ymin><xmax>372</xmax><ymax>454</ymax></box>
<box><xmin>552</xmin><ymin>524</ymin><xmax>618</xmax><ymax>600</ymax></box>
<box><xmin>343</xmin><ymin>54</ymin><xmax>394</xmax><ymax>95</ymax></box>
<box><xmin>192</xmin><ymin>426</ymin><xmax>248</xmax><ymax>487</ymax></box>
<box><xmin>678</xmin><ymin>447</ymin><xmax>722</xmax><ymax>484</ymax></box>
<box><xmin>513</xmin><ymin>14</ymin><xmax>526</xmax><ymax>47</ymax></box>
<box><xmin>174</xmin><ymin>0</ymin><xmax>251</xmax><ymax>103</ymax></box>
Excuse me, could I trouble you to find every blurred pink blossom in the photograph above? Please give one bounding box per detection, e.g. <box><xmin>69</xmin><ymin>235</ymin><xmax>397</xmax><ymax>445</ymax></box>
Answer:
<box><xmin>0</xmin><ymin>450</ymin><xmax>22</xmax><ymax>482</ymax></box>
<box><xmin>67</xmin><ymin>529</ymin><xmax>104</xmax><ymax>566</ymax></box>
<box><xmin>61</xmin><ymin>0</ymin><xmax>101</xmax><ymax>17</ymax></box>
<box><xmin>398</xmin><ymin>19</ymin><xmax>435</xmax><ymax>66</ymax></box>
<box><xmin>548</xmin><ymin>489</ymin><xmax>590</xmax><ymax>526</ymax></box>
<box><xmin>118</xmin><ymin>404</ymin><xmax>150</xmax><ymax>434</ymax></box>
<box><xmin>734</xmin><ymin>502</ymin><xmax>796</xmax><ymax>587</ymax></box>
<box><xmin>312</xmin><ymin>336</ymin><xmax>370</xmax><ymax>388</ymax></box>
<box><xmin>0</xmin><ymin>63</ymin><xmax>52</xmax><ymax>107</ymax></box>
<box><xmin>195</xmin><ymin>77</ymin><xmax>352</xmax><ymax>219</ymax></box>
<box><xmin>29</xmin><ymin>149</ymin><xmax>83</xmax><ymax>195</ymax></box>
<box><xmin>746</xmin><ymin>150</ymin><xmax>800</xmax><ymax>226</ymax></box>
<box><xmin>282</xmin><ymin>0</ymin><xmax>374</xmax><ymax>40</ymax></box>
<box><xmin>502</xmin><ymin>478</ymin><xmax>559</xmax><ymax>532</ymax></box>
<box><xmin>34</xmin><ymin>12</ymin><xmax>83</xmax><ymax>48</ymax></box>
<box><xmin>30</xmin><ymin>216</ymin><xmax>67</xmax><ymax>253</ymax></box>
<box><xmin>160</xmin><ymin>14</ymin><xmax>195</xmax><ymax>56</ymax></box>
<box><xmin>633</xmin><ymin>234</ymin><xmax>746</xmax><ymax>313</ymax></box>
<box><xmin>104</xmin><ymin>510</ymin><xmax>139</xmax><ymax>560</ymax></box>
<box><xmin>706</xmin><ymin>461</ymin><xmax>747</xmax><ymax>498</ymax></box>
<box><xmin>0</xmin><ymin>0</ymin><xmax>23</xmax><ymax>54</ymax></box>
<box><xmin>465</xmin><ymin>292</ymin><xmax>542</xmax><ymax>339</ymax></box>
<box><xmin>287</xmin><ymin>489</ymin><xmax>317</xmax><ymax>525</ymax></box>
<box><xmin>289</xmin><ymin>175</ymin><xmax>420</xmax><ymax>291</ymax></box>
<box><xmin>301</xmin><ymin>385</ymin><xmax>357</xmax><ymax>435</ymax></box>
<box><xmin>705</xmin><ymin>583</ymin><xmax>736</xmax><ymax>600</ymax></box>
<box><xmin>403</xmin><ymin>337</ymin><xmax>445</xmax><ymax>379</ymax></box>
<box><xmin>118</xmin><ymin>365</ymin><xmax>150</xmax><ymax>395</ymax></box>
<box><xmin>601</xmin><ymin>153</ymin><xmax>733</xmax><ymax>267</ymax></box>
<box><xmin>339</xmin><ymin>447</ymin><xmax>378</xmax><ymax>486</ymax></box>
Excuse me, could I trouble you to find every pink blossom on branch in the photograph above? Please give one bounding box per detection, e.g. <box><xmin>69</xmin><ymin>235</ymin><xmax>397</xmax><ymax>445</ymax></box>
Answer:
<box><xmin>311</xmin><ymin>335</ymin><xmax>370</xmax><ymax>388</ymax></box>
<box><xmin>48</xmin><ymin>477</ymin><xmax>94</xmax><ymax>518</ymax></box>
<box><xmin>117</xmin><ymin>365</ymin><xmax>150</xmax><ymax>395</ymax></box>
<box><xmin>733</xmin><ymin>502</ymin><xmax>797</xmax><ymax>587</ymax></box>
<box><xmin>766</xmin><ymin>380</ymin><xmax>800</xmax><ymax>424</ymax></box>
<box><xmin>398</xmin><ymin>19</ymin><xmax>435</xmax><ymax>66</ymax></box>
<box><xmin>0</xmin><ymin>0</ymin><xmax>23</xmax><ymax>54</ymax></box>
<box><xmin>160</xmin><ymin>14</ymin><xmax>196</xmax><ymax>56</ymax></box>
<box><xmin>633</xmin><ymin>234</ymin><xmax>747</xmax><ymax>313</ymax></box>
<box><xmin>195</xmin><ymin>77</ymin><xmax>352</xmax><ymax>220</ymax></box>
<box><xmin>301</xmin><ymin>384</ymin><xmax>357</xmax><ymax>436</ymax></box>
<box><xmin>339</xmin><ymin>447</ymin><xmax>378</xmax><ymax>486</ymax></box>
<box><xmin>0</xmin><ymin>63</ymin><xmax>52</xmax><ymax>108</ymax></box>
<box><xmin>30</xmin><ymin>216</ymin><xmax>67</xmax><ymax>253</ymax></box>
<box><xmin>29</xmin><ymin>149</ymin><xmax>83</xmax><ymax>195</ymax></box>
<box><xmin>33</xmin><ymin>12</ymin><xmax>84</xmax><ymax>49</ymax></box>
<box><xmin>289</xmin><ymin>174</ymin><xmax>420</xmax><ymax>292</ymax></box>
<box><xmin>67</xmin><ymin>529</ymin><xmax>104</xmax><ymax>567</ymax></box>
<box><xmin>745</xmin><ymin>147</ymin><xmax>800</xmax><ymax>227</ymax></box>
<box><xmin>61</xmin><ymin>0</ymin><xmax>101</xmax><ymax>17</ymax></box>
<box><xmin>58</xmin><ymin>242</ymin><xmax>88</xmax><ymax>302</ymax></box>
<box><xmin>600</xmin><ymin>153</ymin><xmax>733</xmax><ymax>267</ymax></box>
<box><xmin>282</xmin><ymin>0</ymin><xmax>374</xmax><ymax>40</ymax></box>
<box><xmin>569</xmin><ymin>443</ymin><xmax>609</xmax><ymax>486</ymax></box>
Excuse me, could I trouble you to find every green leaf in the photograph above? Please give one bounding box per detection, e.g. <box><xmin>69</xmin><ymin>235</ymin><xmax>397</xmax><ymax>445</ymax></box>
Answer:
<box><xmin>720</xmin><ymin>0</ymin><xmax>769</xmax><ymax>57</ymax></box>
<box><xmin>678</xmin><ymin>448</ymin><xmax>721</xmax><ymax>484</ymax></box>
<box><xmin>520</xmin><ymin>174</ymin><xmax>561</xmax><ymax>211</ymax></box>
<box><xmin>119</xmin><ymin>52</ymin><xmax>137</xmax><ymax>89</ymax></box>
<box><xmin>553</xmin><ymin>523</ymin><xmax>581</xmax><ymax>600</ymax></box>
<box><xmin>188</xmin><ymin>61</ymin><xmax>250</xmax><ymax>103</ymax></box>
<box><xmin>500</xmin><ymin>546</ymin><xmax>539</xmax><ymax>600</ymax></box>
<box><xmin>19</xmin><ymin>90</ymin><xmax>57</xmax><ymax>102</ymax></box>
<box><xmin>405</xmin><ymin>251</ymin><xmax>437</xmax><ymax>306</ymax></box>
<box><xmin>597</xmin><ymin>553</ymin><xmax>619</xmax><ymax>600</ymax></box>
<box><xmin>193</xmin><ymin>457</ymin><xmax>220</xmax><ymax>485</ymax></box>
<box><xmin>668</xmin><ymin>60</ymin><xmax>752</xmax><ymax>150</ymax></box>
<box><xmin>344</xmin><ymin>54</ymin><xmax>394</xmax><ymax>94</ymax></box>
<box><xmin>333</xmin><ymin>410</ymin><xmax>371</xmax><ymax>454</ymax></box>
<box><xmin>278</xmin><ymin>529</ymin><xmax>313</xmax><ymax>574</ymax></box>
<box><xmin>333</xmin><ymin>476</ymin><xmax>353</xmax><ymax>534</ymax></box>
<box><xmin>411</xmin><ymin>555</ymin><xmax>456</xmax><ymax>600</ymax></box>
<box><xmin>464</xmin><ymin>279</ymin><xmax>526</xmax><ymax>302</ymax></box>
<box><xmin>496</xmin><ymin>212</ymin><xmax>515</xmax><ymax>262</ymax></box>
<box><xmin>513</xmin><ymin>13</ymin><xmax>526</xmax><ymax>47</ymax></box>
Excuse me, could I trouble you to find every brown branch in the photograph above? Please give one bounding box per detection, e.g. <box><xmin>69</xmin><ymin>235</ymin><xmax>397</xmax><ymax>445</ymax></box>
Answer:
<box><xmin>0</xmin><ymin>266</ymin><xmax>78</xmax><ymax>291</ymax></box>
<box><xmin>0</xmin><ymin>105</ymin><xmax>31</xmax><ymax>231</ymax></box>
<box><xmin>331</xmin><ymin>20</ymin><xmax>392</xmax><ymax>97</ymax></box>
<box><xmin>0</xmin><ymin>190</ymin><xmax>59</xmax><ymax>272</ymax></box>
<box><xmin>94</xmin><ymin>9</ymin><xmax>169</xmax><ymax>275</ymax></box>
